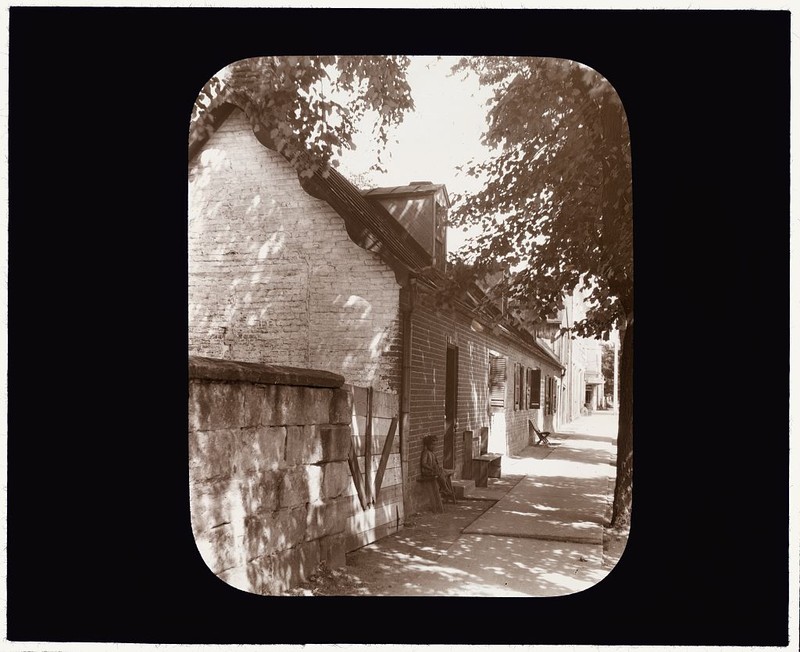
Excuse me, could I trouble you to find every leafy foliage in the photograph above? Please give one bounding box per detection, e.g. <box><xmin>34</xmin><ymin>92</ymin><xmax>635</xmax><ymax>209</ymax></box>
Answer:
<box><xmin>191</xmin><ymin>56</ymin><xmax>415</xmax><ymax>178</ymax></box>
<box><xmin>601</xmin><ymin>340</ymin><xmax>616</xmax><ymax>395</ymax></box>
<box><xmin>447</xmin><ymin>57</ymin><xmax>633</xmax><ymax>339</ymax></box>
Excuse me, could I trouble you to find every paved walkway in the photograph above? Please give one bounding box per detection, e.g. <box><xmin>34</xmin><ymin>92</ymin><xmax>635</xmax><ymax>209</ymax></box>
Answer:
<box><xmin>291</xmin><ymin>413</ymin><xmax>621</xmax><ymax>597</ymax></box>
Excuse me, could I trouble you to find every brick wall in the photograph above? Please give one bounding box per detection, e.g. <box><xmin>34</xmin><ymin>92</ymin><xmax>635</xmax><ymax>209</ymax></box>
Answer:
<box><xmin>188</xmin><ymin>108</ymin><xmax>402</xmax><ymax>393</ymax></box>
<box><xmin>405</xmin><ymin>288</ymin><xmax>561</xmax><ymax>513</ymax></box>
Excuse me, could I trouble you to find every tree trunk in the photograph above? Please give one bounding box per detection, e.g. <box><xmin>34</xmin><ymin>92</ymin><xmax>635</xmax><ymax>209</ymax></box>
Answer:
<box><xmin>610</xmin><ymin>316</ymin><xmax>633</xmax><ymax>528</ymax></box>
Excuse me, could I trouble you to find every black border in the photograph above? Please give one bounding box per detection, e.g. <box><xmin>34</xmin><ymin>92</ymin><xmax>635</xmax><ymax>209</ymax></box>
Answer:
<box><xmin>8</xmin><ymin>7</ymin><xmax>790</xmax><ymax>646</ymax></box>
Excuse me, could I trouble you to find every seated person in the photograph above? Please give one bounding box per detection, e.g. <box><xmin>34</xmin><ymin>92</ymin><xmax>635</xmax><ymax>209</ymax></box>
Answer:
<box><xmin>420</xmin><ymin>435</ymin><xmax>456</xmax><ymax>503</ymax></box>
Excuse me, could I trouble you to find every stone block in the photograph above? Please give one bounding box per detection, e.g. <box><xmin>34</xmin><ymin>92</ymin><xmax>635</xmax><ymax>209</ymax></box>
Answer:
<box><xmin>254</xmin><ymin>426</ymin><xmax>287</xmax><ymax>470</ymax></box>
<box><xmin>190</xmin><ymin>477</ymin><xmax>237</xmax><ymax>533</ymax></box>
<box><xmin>279</xmin><ymin>467</ymin><xmax>310</xmax><ymax>509</ymax></box>
<box><xmin>193</xmin><ymin>523</ymin><xmax>242</xmax><ymax>576</ymax></box>
<box><xmin>189</xmin><ymin>381</ymin><xmax>244</xmax><ymax>432</ymax></box>
<box><xmin>238</xmin><ymin>382</ymin><xmax>269</xmax><ymax>427</ymax></box>
<box><xmin>232</xmin><ymin>426</ymin><xmax>286</xmax><ymax>476</ymax></box>
<box><xmin>241</xmin><ymin>554</ymin><xmax>280</xmax><ymax>596</ymax></box>
<box><xmin>305</xmin><ymin>465</ymin><xmax>323</xmax><ymax>503</ymax></box>
<box><xmin>321</xmin><ymin>461</ymin><xmax>352</xmax><ymax>499</ymax></box>
<box><xmin>329</xmin><ymin>387</ymin><xmax>352</xmax><ymax>425</ymax></box>
<box><xmin>319</xmin><ymin>425</ymin><xmax>351</xmax><ymax>462</ymax></box>
<box><xmin>285</xmin><ymin>425</ymin><xmax>320</xmax><ymax>465</ymax></box>
<box><xmin>305</xmin><ymin>498</ymin><xmax>346</xmax><ymax>540</ymax></box>
<box><xmin>238</xmin><ymin>470</ymin><xmax>281</xmax><ymax>515</ymax></box>
<box><xmin>269</xmin><ymin>507</ymin><xmax>306</xmax><ymax>553</ymax></box>
<box><xmin>243</xmin><ymin>514</ymin><xmax>270</xmax><ymax>561</ymax></box>
<box><xmin>188</xmin><ymin>430</ymin><xmax>236</xmax><ymax>482</ymax></box>
<box><xmin>265</xmin><ymin>385</ymin><xmax>334</xmax><ymax>426</ymax></box>
<box><xmin>271</xmin><ymin>540</ymin><xmax>320</xmax><ymax>593</ymax></box>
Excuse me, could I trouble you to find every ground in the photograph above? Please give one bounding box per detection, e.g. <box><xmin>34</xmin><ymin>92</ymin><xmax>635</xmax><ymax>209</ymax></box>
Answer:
<box><xmin>282</xmin><ymin>507</ymin><xmax>630</xmax><ymax>597</ymax></box>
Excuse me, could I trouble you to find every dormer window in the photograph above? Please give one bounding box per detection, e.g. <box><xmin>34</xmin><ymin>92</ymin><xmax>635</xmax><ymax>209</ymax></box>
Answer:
<box><xmin>361</xmin><ymin>182</ymin><xmax>450</xmax><ymax>272</ymax></box>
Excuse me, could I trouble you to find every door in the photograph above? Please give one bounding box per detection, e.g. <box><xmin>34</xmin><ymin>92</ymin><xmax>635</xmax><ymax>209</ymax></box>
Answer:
<box><xmin>444</xmin><ymin>344</ymin><xmax>458</xmax><ymax>469</ymax></box>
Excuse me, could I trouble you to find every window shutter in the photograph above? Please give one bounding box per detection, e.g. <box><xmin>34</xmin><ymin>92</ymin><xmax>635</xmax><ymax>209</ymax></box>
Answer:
<box><xmin>523</xmin><ymin>368</ymin><xmax>528</xmax><ymax>409</ymax></box>
<box><xmin>489</xmin><ymin>356</ymin><xmax>506</xmax><ymax>409</ymax></box>
<box><xmin>530</xmin><ymin>368</ymin><xmax>541</xmax><ymax>409</ymax></box>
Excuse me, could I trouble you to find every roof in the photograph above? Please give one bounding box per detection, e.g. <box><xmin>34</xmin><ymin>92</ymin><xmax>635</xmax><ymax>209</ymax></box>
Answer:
<box><xmin>362</xmin><ymin>183</ymin><xmax>450</xmax><ymax>208</ymax></box>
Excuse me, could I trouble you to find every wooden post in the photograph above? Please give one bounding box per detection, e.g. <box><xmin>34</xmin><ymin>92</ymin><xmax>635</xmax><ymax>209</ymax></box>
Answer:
<box><xmin>364</xmin><ymin>386</ymin><xmax>373</xmax><ymax>505</ymax></box>
<box><xmin>348</xmin><ymin>440</ymin><xmax>367</xmax><ymax>510</ymax></box>
<box><xmin>462</xmin><ymin>430</ymin><xmax>473</xmax><ymax>479</ymax></box>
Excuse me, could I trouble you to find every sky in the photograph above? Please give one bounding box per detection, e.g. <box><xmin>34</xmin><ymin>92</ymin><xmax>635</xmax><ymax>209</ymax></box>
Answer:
<box><xmin>336</xmin><ymin>56</ymin><xmax>494</xmax><ymax>254</ymax></box>
<box><xmin>338</xmin><ymin>56</ymin><xmax>492</xmax><ymax>195</ymax></box>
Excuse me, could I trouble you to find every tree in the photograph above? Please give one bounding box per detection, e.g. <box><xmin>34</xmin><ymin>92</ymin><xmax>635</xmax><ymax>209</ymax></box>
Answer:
<box><xmin>601</xmin><ymin>340</ymin><xmax>616</xmax><ymax>403</ymax></box>
<box><xmin>447</xmin><ymin>57</ymin><xmax>633</xmax><ymax>527</ymax></box>
<box><xmin>191</xmin><ymin>56</ymin><xmax>415</xmax><ymax>178</ymax></box>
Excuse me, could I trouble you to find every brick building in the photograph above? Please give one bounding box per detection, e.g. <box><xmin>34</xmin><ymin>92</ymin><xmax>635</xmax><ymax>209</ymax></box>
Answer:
<box><xmin>189</xmin><ymin>95</ymin><xmax>563</xmax><ymax>517</ymax></box>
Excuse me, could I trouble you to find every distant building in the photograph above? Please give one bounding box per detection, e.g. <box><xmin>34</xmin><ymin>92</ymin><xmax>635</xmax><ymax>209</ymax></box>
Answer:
<box><xmin>539</xmin><ymin>288</ymin><xmax>608</xmax><ymax>421</ymax></box>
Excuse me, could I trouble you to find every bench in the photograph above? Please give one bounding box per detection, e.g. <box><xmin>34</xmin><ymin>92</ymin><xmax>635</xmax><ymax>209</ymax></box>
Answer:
<box><xmin>472</xmin><ymin>453</ymin><xmax>502</xmax><ymax>488</ymax></box>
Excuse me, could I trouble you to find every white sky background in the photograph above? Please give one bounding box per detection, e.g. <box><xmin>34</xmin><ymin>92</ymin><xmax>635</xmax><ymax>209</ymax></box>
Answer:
<box><xmin>336</xmin><ymin>56</ymin><xmax>493</xmax><ymax>255</ymax></box>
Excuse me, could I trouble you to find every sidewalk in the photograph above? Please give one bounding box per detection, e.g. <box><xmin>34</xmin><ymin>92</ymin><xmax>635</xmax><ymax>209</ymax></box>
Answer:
<box><xmin>284</xmin><ymin>412</ymin><xmax>624</xmax><ymax>597</ymax></box>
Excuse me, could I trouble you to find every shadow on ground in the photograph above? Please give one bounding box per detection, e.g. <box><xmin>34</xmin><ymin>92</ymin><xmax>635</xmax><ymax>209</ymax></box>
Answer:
<box><xmin>283</xmin><ymin>498</ymin><xmax>625</xmax><ymax>597</ymax></box>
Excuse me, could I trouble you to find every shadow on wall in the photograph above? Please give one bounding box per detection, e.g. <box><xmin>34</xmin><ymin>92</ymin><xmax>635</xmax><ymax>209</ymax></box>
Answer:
<box><xmin>189</xmin><ymin>137</ymin><xmax>401</xmax><ymax>389</ymax></box>
<box><xmin>188</xmin><ymin>357</ymin><xmax>404</xmax><ymax>595</ymax></box>
<box><xmin>188</xmin><ymin>358</ymin><xmax>354</xmax><ymax>595</ymax></box>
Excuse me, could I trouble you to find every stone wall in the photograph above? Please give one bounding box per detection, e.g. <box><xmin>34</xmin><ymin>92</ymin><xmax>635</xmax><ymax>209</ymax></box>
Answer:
<box><xmin>188</xmin><ymin>356</ymin><xmax>403</xmax><ymax>595</ymax></box>
<box><xmin>190</xmin><ymin>356</ymin><xmax>354</xmax><ymax>595</ymax></box>
<box><xmin>188</xmin><ymin>107</ymin><xmax>402</xmax><ymax>393</ymax></box>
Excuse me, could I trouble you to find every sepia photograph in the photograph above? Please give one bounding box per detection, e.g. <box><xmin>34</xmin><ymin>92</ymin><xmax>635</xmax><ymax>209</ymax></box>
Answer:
<box><xmin>187</xmin><ymin>53</ymin><xmax>632</xmax><ymax>597</ymax></box>
<box><xmin>6</xmin><ymin>4</ymin><xmax>792</xmax><ymax>648</ymax></box>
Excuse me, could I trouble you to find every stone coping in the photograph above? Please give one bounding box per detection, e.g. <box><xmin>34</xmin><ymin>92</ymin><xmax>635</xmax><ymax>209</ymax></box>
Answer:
<box><xmin>189</xmin><ymin>355</ymin><xmax>345</xmax><ymax>388</ymax></box>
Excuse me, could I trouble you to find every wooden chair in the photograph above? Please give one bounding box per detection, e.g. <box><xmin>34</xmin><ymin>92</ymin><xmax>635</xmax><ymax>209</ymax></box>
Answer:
<box><xmin>529</xmin><ymin>420</ymin><xmax>552</xmax><ymax>446</ymax></box>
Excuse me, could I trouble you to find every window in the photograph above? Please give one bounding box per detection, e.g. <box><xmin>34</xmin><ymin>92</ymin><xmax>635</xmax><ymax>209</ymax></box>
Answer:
<box><xmin>489</xmin><ymin>354</ymin><xmax>506</xmax><ymax>409</ymax></box>
<box><xmin>513</xmin><ymin>363</ymin><xmax>520</xmax><ymax>410</ymax></box>
<box><xmin>529</xmin><ymin>368</ymin><xmax>541</xmax><ymax>409</ymax></box>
